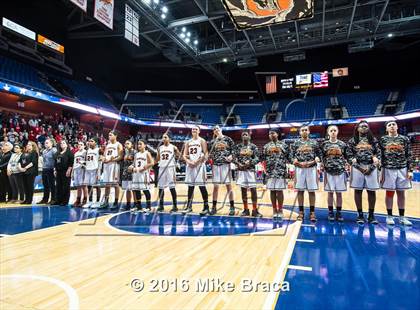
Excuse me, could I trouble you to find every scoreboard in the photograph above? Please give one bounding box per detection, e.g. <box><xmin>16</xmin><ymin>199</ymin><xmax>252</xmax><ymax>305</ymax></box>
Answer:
<box><xmin>280</xmin><ymin>72</ymin><xmax>329</xmax><ymax>91</ymax></box>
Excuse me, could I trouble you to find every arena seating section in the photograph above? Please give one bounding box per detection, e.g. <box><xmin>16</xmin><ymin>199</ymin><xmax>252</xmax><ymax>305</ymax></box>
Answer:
<box><xmin>0</xmin><ymin>55</ymin><xmax>57</xmax><ymax>93</ymax></box>
<box><xmin>0</xmin><ymin>55</ymin><xmax>419</xmax><ymax>124</ymax></box>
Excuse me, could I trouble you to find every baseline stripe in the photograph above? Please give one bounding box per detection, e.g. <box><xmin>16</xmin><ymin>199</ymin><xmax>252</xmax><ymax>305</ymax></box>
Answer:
<box><xmin>288</xmin><ymin>265</ymin><xmax>313</xmax><ymax>272</ymax></box>
<box><xmin>296</xmin><ymin>239</ymin><xmax>314</xmax><ymax>243</ymax></box>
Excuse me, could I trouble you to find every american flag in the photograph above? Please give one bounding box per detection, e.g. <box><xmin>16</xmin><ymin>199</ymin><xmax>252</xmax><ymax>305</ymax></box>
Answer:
<box><xmin>313</xmin><ymin>71</ymin><xmax>329</xmax><ymax>88</ymax></box>
<box><xmin>266</xmin><ymin>75</ymin><xmax>277</xmax><ymax>94</ymax></box>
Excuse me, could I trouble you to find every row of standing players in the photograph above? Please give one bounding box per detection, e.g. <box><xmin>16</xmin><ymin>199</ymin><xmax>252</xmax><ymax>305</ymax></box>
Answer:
<box><xmin>69</xmin><ymin>120</ymin><xmax>414</xmax><ymax>226</ymax></box>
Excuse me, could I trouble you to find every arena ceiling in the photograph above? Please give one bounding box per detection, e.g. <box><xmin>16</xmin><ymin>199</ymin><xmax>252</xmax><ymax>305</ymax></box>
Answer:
<box><xmin>2</xmin><ymin>0</ymin><xmax>420</xmax><ymax>91</ymax></box>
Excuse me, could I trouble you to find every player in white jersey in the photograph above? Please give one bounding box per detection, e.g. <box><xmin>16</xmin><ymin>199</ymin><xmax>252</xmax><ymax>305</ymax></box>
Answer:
<box><xmin>72</xmin><ymin>141</ymin><xmax>87</xmax><ymax>207</ymax></box>
<box><xmin>99</xmin><ymin>131</ymin><xmax>123</xmax><ymax>209</ymax></box>
<box><xmin>130</xmin><ymin>140</ymin><xmax>154</xmax><ymax>213</ymax></box>
<box><xmin>83</xmin><ymin>137</ymin><xmax>101</xmax><ymax>205</ymax></box>
<box><xmin>182</xmin><ymin>126</ymin><xmax>209</xmax><ymax>214</ymax></box>
<box><xmin>156</xmin><ymin>133</ymin><xmax>181</xmax><ymax>213</ymax></box>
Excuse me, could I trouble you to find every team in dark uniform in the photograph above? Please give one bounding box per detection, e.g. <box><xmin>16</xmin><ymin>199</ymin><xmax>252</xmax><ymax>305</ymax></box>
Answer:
<box><xmin>261</xmin><ymin>129</ymin><xmax>289</xmax><ymax>221</ymax></box>
<box><xmin>321</xmin><ymin>125</ymin><xmax>349</xmax><ymax>222</ymax></box>
<box><xmin>380</xmin><ymin>121</ymin><xmax>414</xmax><ymax>226</ymax></box>
<box><xmin>121</xmin><ymin>140</ymin><xmax>135</xmax><ymax>210</ymax></box>
<box><xmin>290</xmin><ymin>126</ymin><xmax>322</xmax><ymax>222</ymax></box>
<box><xmin>234</xmin><ymin>131</ymin><xmax>261</xmax><ymax>217</ymax></box>
<box><xmin>209</xmin><ymin>126</ymin><xmax>236</xmax><ymax>215</ymax></box>
<box><xmin>347</xmin><ymin>121</ymin><xmax>381</xmax><ymax>224</ymax></box>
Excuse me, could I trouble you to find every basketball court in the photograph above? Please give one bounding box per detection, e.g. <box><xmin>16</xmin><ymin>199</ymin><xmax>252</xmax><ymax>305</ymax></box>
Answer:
<box><xmin>1</xmin><ymin>0</ymin><xmax>420</xmax><ymax>309</ymax></box>
<box><xmin>1</xmin><ymin>184</ymin><xmax>419</xmax><ymax>309</ymax></box>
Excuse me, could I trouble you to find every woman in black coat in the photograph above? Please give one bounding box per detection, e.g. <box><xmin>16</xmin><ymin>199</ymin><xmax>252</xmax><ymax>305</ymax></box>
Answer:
<box><xmin>19</xmin><ymin>141</ymin><xmax>39</xmax><ymax>204</ymax></box>
<box><xmin>54</xmin><ymin>140</ymin><xmax>74</xmax><ymax>206</ymax></box>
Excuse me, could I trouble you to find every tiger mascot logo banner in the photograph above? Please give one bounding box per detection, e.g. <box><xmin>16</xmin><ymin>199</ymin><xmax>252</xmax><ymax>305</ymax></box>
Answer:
<box><xmin>222</xmin><ymin>0</ymin><xmax>314</xmax><ymax>30</ymax></box>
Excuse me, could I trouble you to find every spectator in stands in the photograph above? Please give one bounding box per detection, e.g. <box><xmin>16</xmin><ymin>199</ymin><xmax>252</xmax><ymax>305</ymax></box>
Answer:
<box><xmin>0</xmin><ymin>142</ymin><xmax>13</xmax><ymax>202</ymax></box>
<box><xmin>28</xmin><ymin>130</ymin><xmax>36</xmax><ymax>142</ymax></box>
<box><xmin>7</xmin><ymin>143</ymin><xmax>24</xmax><ymax>203</ymax></box>
<box><xmin>38</xmin><ymin>138</ymin><xmax>57</xmax><ymax>205</ymax></box>
<box><xmin>54</xmin><ymin>140</ymin><xmax>74</xmax><ymax>206</ymax></box>
<box><xmin>19</xmin><ymin>141</ymin><xmax>39</xmax><ymax>204</ymax></box>
<box><xmin>28</xmin><ymin>117</ymin><xmax>38</xmax><ymax>128</ymax></box>
<box><xmin>7</xmin><ymin>128</ymin><xmax>18</xmax><ymax>144</ymax></box>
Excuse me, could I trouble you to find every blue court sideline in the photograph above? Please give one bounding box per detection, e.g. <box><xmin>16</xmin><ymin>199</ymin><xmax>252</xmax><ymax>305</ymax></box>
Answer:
<box><xmin>0</xmin><ymin>205</ymin><xmax>109</xmax><ymax>235</ymax></box>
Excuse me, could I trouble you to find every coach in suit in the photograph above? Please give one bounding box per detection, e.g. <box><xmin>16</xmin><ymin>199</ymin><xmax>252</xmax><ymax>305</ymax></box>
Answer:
<box><xmin>0</xmin><ymin>142</ymin><xmax>13</xmax><ymax>202</ymax></box>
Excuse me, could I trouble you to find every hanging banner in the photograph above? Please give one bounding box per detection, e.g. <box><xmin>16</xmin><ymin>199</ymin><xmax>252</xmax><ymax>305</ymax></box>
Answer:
<box><xmin>222</xmin><ymin>0</ymin><xmax>314</xmax><ymax>30</ymax></box>
<box><xmin>125</xmin><ymin>4</ymin><xmax>139</xmax><ymax>46</ymax></box>
<box><xmin>70</xmin><ymin>0</ymin><xmax>87</xmax><ymax>12</ymax></box>
<box><xmin>94</xmin><ymin>0</ymin><xmax>114</xmax><ymax>29</ymax></box>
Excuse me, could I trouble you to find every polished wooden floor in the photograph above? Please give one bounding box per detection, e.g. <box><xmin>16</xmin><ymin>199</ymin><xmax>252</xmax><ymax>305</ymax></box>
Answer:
<box><xmin>1</xmin><ymin>182</ymin><xmax>419</xmax><ymax>310</ymax></box>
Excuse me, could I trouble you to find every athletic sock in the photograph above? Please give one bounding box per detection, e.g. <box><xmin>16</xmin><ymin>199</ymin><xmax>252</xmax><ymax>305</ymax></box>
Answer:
<box><xmin>368</xmin><ymin>209</ymin><xmax>374</xmax><ymax>217</ymax></box>
<box><xmin>328</xmin><ymin>206</ymin><xmax>333</xmax><ymax>213</ymax></box>
<box><xmin>336</xmin><ymin>206</ymin><xmax>342</xmax><ymax>212</ymax></box>
<box><xmin>159</xmin><ymin>189</ymin><xmax>164</xmax><ymax>208</ymax></box>
<box><xmin>187</xmin><ymin>186</ymin><xmax>194</xmax><ymax>208</ymax></box>
<box><xmin>398</xmin><ymin>208</ymin><xmax>405</xmax><ymax>216</ymax></box>
<box><xmin>96</xmin><ymin>190</ymin><xmax>101</xmax><ymax>202</ymax></box>
<box><xmin>299</xmin><ymin>206</ymin><xmax>304</xmax><ymax>212</ymax></box>
<box><xmin>230</xmin><ymin>200</ymin><xmax>234</xmax><ymax>208</ymax></box>
<box><xmin>252</xmin><ymin>202</ymin><xmax>257</xmax><ymax>211</ymax></box>
<box><xmin>310</xmin><ymin>206</ymin><xmax>315</xmax><ymax>213</ymax></box>
<box><xmin>387</xmin><ymin>209</ymin><xmax>393</xmax><ymax>216</ymax></box>
<box><xmin>88</xmin><ymin>186</ymin><xmax>93</xmax><ymax>201</ymax></box>
<box><xmin>212</xmin><ymin>200</ymin><xmax>217</xmax><ymax>209</ymax></box>
<box><xmin>170</xmin><ymin>188</ymin><xmax>177</xmax><ymax>209</ymax></box>
<box><xmin>199</xmin><ymin>186</ymin><xmax>208</xmax><ymax>204</ymax></box>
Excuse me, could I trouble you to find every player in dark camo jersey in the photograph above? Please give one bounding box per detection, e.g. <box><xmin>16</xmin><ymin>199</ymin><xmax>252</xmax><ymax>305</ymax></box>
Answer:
<box><xmin>121</xmin><ymin>140</ymin><xmax>135</xmax><ymax>210</ymax></box>
<box><xmin>233</xmin><ymin>131</ymin><xmax>261</xmax><ymax>217</ymax></box>
<box><xmin>261</xmin><ymin>129</ymin><xmax>289</xmax><ymax>221</ymax></box>
<box><xmin>347</xmin><ymin>120</ymin><xmax>381</xmax><ymax>225</ymax></box>
<box><xmin>380</xmin><ymin>121</ymin><xmax>414</xmax><ymax>226</ymax></box>
<box><xmin>321</xmin><ymin>125</ymin><xmax>349</xmax><ymax>222</ymax></box>
<box><xmin>290</xmin><ymin>125</ymin><xmax>322</xmax><ymax>222</ymax></box>
<box><xmin>207</xmin><ymin>126</ymin><xmax>236</xmax><ymax>216</ymax></box>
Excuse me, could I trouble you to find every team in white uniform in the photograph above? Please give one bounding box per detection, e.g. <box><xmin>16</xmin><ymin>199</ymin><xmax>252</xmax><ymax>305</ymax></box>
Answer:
<box><xmin>83</xmin><ymin>137</ymin><xmax>102</xmax><ymax>205</ymax></box>
<box><xmin>132</xmin><ymin>147</ymin><xmax>151</xmax><ymax>191</ymax></box>
<box><xmin>72</xmin><ymin>141</ymin><xmax>87</xmax><ymax>207</ymax></box>
<box><xmin>100</xmin><ymin>131</ymin><xmax>123</xmax><ymax>209</ymax></box>
<box><xmin>130</xmin><ymin>140</ymin><xmax>154</xmax><ymax>212</ymax></box>
<box><xmin>83</xmin><ymin>141</ymin><xmax>100</xmax><ymax>186</ymax></box>
<box><xmin>184</xmin><ymin>137</ymin><xmax>207</xmax><ymax>186</ymax></box>
<box><xmin>183</xmin><ymin>126</ymin><xmax>209</xmax><ymax>213</ymax></box>
<box><xmin>157</xmin><ymin>134</ymin><xmax>181</xmax><ymax>213</ymax></box>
